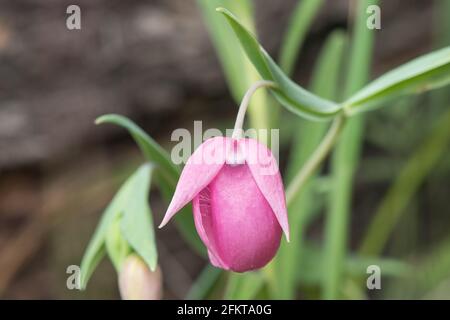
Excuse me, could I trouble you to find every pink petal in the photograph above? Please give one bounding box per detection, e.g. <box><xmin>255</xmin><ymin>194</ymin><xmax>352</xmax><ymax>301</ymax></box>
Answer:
<box><xmin>194</xmin><ymin>164</ymin><xmax>281</xmax><ymax>272</ymax></box>
<box><xmin>159</xmin><ymin>137</ymin><xmax>229</xmax><ymax>228</ymax></box>
<box><xmin>192</xmin><ymin>187</ymin><xmax>229</xmax><ymax>270</ymax></box>
<box><xmin>240</xmin><ymin>138</ymin><xmax>290</xmax><ymax>241</ymax></box>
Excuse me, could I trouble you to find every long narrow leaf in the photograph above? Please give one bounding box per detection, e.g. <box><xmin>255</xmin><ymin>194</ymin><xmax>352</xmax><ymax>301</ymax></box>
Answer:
<box><xmin>279</xmin><ymin>0</ymin><xmax>325</xmax><ymax>75</ymax></box>
<box><xmin>345</xmin><ymin>46</ymin><xmax>450</xmax><ymax>113</ymax></box>
<box><xmin>198</xmin><ymin>0</ymin><xmax>272</xmax><ymax>130</ymax></box>
<box><xmin>217</xmin><ymin>7</ymin><xmax>341</xmax><ymax>120</ymax></box>
<box><xmin>96</xmin><ymin>114</ymin><xmax>179</xmax><ymax>184</ymax></box>
<box><xmin>80</xmin><ymin>164</ymin><xmax>156</xmax><ymax>288</ymax></box>
<box><xmin>80</xmin><ymin>196</ymin><xmax>122</xmax><ymax>289</ymax></box>
<box><xmin>105</xmin><ymin>213</ymin><xmax>130</xmax><ymax>271</ymax></box>
<box><xmin>121</xmin><ymin>164</ymin><xmax>158</xmax><ymax>271</ymax></box>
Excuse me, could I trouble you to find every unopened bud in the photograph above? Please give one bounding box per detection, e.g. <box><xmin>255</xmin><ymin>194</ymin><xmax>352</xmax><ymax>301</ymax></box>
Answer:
<box><xmin>118</xmin><ymin>254</ymin><xmax>162</xmax><ymax>300</ymax></box>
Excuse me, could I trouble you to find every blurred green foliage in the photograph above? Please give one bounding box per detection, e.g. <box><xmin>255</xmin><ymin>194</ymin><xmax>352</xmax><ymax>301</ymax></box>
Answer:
<box><xmin>82</xmin><ymin>0</ymin><xmax>450</xmax><ymax>300</ymax></box>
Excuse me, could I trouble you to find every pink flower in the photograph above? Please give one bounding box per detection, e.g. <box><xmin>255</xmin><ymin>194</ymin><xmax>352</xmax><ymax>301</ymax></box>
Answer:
<box><xmin>159</xmin><ymin>137</ymin><xmax>289</xmax><ymax>272</ymax></box>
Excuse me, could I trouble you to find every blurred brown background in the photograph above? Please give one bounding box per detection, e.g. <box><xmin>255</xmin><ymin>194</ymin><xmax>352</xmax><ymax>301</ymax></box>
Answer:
<box><xmin>0</xmin><ymin>0</ymin><xmax>446</xmax><ymax>299</ymax></box>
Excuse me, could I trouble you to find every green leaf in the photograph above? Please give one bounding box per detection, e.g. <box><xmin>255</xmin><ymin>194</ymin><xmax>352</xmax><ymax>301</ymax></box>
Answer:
<box><xmin>96</xmin><ymin>114</ymin><xmax>179</xmax><ymax>186</ymax></box>
<box><xmin>287</xmin><ymin>30</ymin><xmax>347</xmax><ymax>183</ymax></box>
<box><xmin>121</xmin><ymin>164</ymin><xmax>158</xmax><ymax>271</ymax></box>
<box><xmin>197</xmin><ymin>0</ymin><xmax>272</xmax><ymax>131</ymax></box>
<box><xmin>96</xmin><ymin>114</ymin><xmax>205</xmax><ymax>255</ymax></box>
<box><xmin>323</xmin><ymin>0</ymin><xmax>378</xmax><ymax>300</ymax></box>
<box><xmin>80</xmin><ymin>199</ymin><xmax>116</xmax><ymax>290</ymax></box>
<box><xmin>217</xmin><ymin>7</ymin><xmax>341</xmax><ymax>120</ymax></box>
<box><xmin>80</xmin><ymin>164</ymin><xmax>153</xmax><ymax>289</ymax></box>
<box><xmin>345</xmin><ymin>46</ymin><xmax>450</xmax><ymax>113</ymax></box>
<box><xmin>105</xmin><ymin>213</ymin><xmax>131</xmax><ymax>271</ymax></box>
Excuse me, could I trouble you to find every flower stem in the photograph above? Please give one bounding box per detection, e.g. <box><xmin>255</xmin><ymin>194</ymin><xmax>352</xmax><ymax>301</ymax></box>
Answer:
<box><xmin>286</xmin><ymin>114</ymin><xmax>346</xmax><ymax>205</ymax></box>
<box><xmin>232</xmin><ymin>80</ymin><xmax>277</xmax><ymax>139</ymax></box>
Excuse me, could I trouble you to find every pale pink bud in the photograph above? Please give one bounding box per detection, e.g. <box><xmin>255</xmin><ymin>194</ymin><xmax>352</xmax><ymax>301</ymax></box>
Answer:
<box><xmin>118</xmin><ymin>255</ymin><xmax>162</xmax><ymax>300</ymax></box>
<box><xmin>159</xmin><ymin>137</ymin><xmax>289</xmax><ymax>272</ymax></box>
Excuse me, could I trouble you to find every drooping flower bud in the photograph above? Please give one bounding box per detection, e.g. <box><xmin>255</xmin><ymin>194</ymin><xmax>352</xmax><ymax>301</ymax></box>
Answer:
<box><xmin>159</xmin><ymin>137</ymin><xmax>289</xmax><ymax>272</ymax></box>
<box><xmin>118</xmin><ymin>254</ymin><xmax>162</xmax><ymax>300</ymax></box>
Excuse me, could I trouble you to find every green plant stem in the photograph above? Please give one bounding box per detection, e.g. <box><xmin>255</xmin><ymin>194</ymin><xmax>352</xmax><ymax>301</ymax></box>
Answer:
<box><xmin>286</xmin><ymin>114</ymin><xmax>346</xmax><ymax>205</ymax></box>
<box><xmin>323</xmin><ymin>0</ymin><xmax>378</xmax><ymax>300</ymax></box>
<box><xmin>272</xmin><ymin>31</ymin><xmax>346</xmax><ymax>300</ymax></box>
<box><xmin>232</xmin><ymin>80</ymin><xmax>277</xmax><ymax>139</ymax></box>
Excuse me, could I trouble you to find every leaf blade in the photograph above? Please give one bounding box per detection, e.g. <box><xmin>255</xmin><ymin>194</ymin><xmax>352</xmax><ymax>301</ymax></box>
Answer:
<box><xmin>80</xmin><ymin>165</ymin><xmax>142</xmax><ymax>289</ymax></box>
<box><xmin>198</xmin><ymin>0</ymin><xmax>272</xmax><ymax>131</ymax></box>
<box><xmin>345</xmin><ymin>46</ymin><xmax>450</xmax><ymax>113</ymax></box>
<box><xmin>121</xmin><ymin>164</ymin><xmax>158</xmax><ymax>271</ymax></box>
<box><xmin>96</xmin><ymin>114</ymin><xmax>179</xmax><ymax>185</ymax></box>
<box><xmin>217</xmin><ymin>7</ymin><xmax>341</xmax><ymax>120</ymax></box>
<box><xmin>105</xmin><ymin>212</ymin><xmax>131</xmax><ymax>271</ymax></box>
<box><xmin>96</xmin><ymin>114</ymin><xmax>205</xmax><ymax>255</ymax></box>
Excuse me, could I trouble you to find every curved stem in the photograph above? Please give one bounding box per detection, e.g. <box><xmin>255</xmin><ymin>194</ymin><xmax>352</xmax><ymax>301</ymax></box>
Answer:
<box><xmin>286</xmin><ymin>114</ymin><xmax>346</xmax><ymax>205</ymax></box>
<box><xmin>232</xmin><ymin>80</ymin><xmax>277</xmax><ymax>139</ymax></box>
